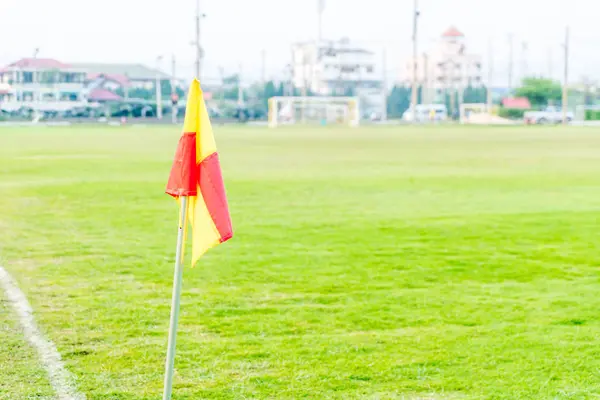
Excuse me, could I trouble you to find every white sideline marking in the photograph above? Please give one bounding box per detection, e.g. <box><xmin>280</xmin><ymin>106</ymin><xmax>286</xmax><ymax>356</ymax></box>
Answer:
<box><xmin>0</xmin><ymin>266</ymin><xmax>85</xmax><ymax>400</ymax></box>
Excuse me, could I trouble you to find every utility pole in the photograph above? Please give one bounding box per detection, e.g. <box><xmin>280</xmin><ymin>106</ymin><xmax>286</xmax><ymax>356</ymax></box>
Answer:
<box><xmin>171</xmin><ymin>55</ymin><xmax>177</xmax><ymax>124</ymax></box>
<box><xmin>318</xmin><ymin>0</ymin><xmax>325</xmax><ymax>43</ymax></box>
<box><xmin>156</xmin><ymin>55</ymin><xmax>163</xmax><ymax>120</ymax></box>
<box><xmin>261</xmin><ymin>49</ymin><xmax>266</xmax><ymax>86</ymax></box>
<box><xmin>381</xmin><ymin>48</ymin><xmax>387</xmax><ymax>121</ymax></box>
<box><xmin>286</xmin><ymin>63</ymin><xmax>294</xmax><ymax>96</ymax></box>
<box><xmin>218</xmin><ymin>66</ymin><xmax>225</xmax><ymax>105</ymax></box>
<box><xmin>237</xmin><ymin>63</ymin><xmax>244</xmax><ymax>106</ymax></box>
<box><xmin>301</xmin><ymin>52</ymin><xmax>308</xmax><ymax>123</ymax></box>
<box><xmin>261</xmin><ymin>49</ymin><xmax>267</xmax><ymax>112</ymax></box>
<box><xmin>423</xmin><ymin>52</ymin><xmax>428</xmax><ymax>104</ymax></box>
<box><xmin>410</xmin><ymin>0</ymin><xmax>419</xmax><ymax>121</ymax></box>
<box><xmin>562</xmin><ymin>26</ymin><xmax>569</xmax><ymax>125</ymax></box>
<box><xmin>548</xmin><ymin>47</ymin><xmax>553</xmax><ymax>79</ymax></box>
<box><xmin>507</xmin><ymin>33</ymin><xmax>514</xmax><ymax>90</ymax></box>
<box><xmin>487</xmin><ymin>37</ymin><xmax>494</xmax><ymax>117</ymax></box>
<box><xmin>448</xmin><ymin>60</ymin><xmax>455</xmax><ymax>118</ymax></box>
<box><xmin>193</xmin><ymin>0</ymin><xmax>202</xmax><ymax>80</ymax></box>
<box><xmin>521</xmin><ymin>41</ymin><xmax>528</xmax><ymax>79</ymax></box>
<box><xmin>124</xmin><ymin>74</ymin><xmax>129</xmax><ymax>101</ymax></box>
<box><xmin>33</xmin><ymin>48</ymin><xmax>40</xmax><ymax>112</ymax></box>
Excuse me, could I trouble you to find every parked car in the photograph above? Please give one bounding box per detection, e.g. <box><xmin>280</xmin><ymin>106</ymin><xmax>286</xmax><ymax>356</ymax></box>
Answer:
<box><xmin>524</xmin><ymin>107</ymin><xmax>573</xmax><ymax>124</ymax></box>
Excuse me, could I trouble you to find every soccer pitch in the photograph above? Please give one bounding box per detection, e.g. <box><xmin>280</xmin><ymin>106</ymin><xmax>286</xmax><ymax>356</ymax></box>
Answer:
<box><xmin>2</xmin><ymin>124</ymin><xmax>600</xmax><ymax>399</ymax></box>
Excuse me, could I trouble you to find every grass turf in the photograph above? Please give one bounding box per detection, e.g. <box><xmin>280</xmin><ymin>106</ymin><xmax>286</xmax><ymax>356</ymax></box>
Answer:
<box><xmin>0</xmin><ymin>301</ymin><xmax>55</xmax><ymax>399</ymax></box>
<box><xmin>1</xmin><ymin>125</ymin><xmax>600</xmax><ymax>399</ymax></box>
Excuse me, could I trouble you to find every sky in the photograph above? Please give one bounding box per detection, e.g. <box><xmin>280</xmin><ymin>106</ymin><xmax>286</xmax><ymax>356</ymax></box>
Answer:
<box><xmin>0</xmin><ymin>0</ymin><xmax>595</xmax><ymax>86</ymax></box>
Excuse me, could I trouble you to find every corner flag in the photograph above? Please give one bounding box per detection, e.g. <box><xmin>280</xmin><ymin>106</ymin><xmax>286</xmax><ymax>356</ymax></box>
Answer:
<box><xmin>162</xmin><ymin>79</ymin><xmax>232</xmax><ymax>400</ymax></box>
<box><xmin>165</xmin><ymin>79</ymin><xmax>233</xmax><ymax>265</ymax></box>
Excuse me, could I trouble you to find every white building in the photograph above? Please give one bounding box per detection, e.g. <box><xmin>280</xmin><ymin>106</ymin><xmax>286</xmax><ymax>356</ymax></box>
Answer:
<box><xmin>291</xmin><ymin>38</ymin><xmax>384</xmax><ymax>116</ymax></box>
<box><xmin>0</xmin><ymin>58</ymin><xmax>88</xmax><ymax>111</ymax></box>
<box><xmin>0</xmin><ymin>58</ymin><xmax>175</xmax><ymax>113</ymax></box>
<box><xmin>404</xmin><ymin>27</ymin><xmax>483</xmax><ymax>103</ymax></box>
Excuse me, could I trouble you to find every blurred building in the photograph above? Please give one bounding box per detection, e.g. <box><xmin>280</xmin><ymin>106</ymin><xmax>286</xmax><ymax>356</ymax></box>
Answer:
<box><xmin>0</xmin><ymin>58</ymin><xmax>176</xmax><ymax>113</ymax></box>
<box><xmin>404</xmin><ymin>27</ymin><xmax>483</xmax><ymax>103</ymax></box>
<box><xmin>291</xmin><ymin>38</ymin><xmax>384</xmax><ymax>117</ymax></box>
<box><xmin>72</xmin><ymin>63</ymin><xmax>172</xmax><ymax>92</ymax></box>
<box><xmin>0</xmin><ymin>58</ymin><xmax>88</xmax><ymax>111</ymax></box>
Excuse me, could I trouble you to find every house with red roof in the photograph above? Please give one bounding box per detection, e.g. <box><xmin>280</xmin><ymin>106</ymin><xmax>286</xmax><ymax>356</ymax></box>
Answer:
<box><xmin>73</xmin><ymin>62</ymin><xmax>171</xmax><ymax>92</ymax></box>
<box><xmin>0</xmin><ymin>58</ymin><xmax>88</xmax><ymax>109</ymax></box>
<box><xmin>0</xmin><ymin>57</ymin><xmax>175</xmax><ymax>112</ymax></box>
<box><xmin>502</xmin><ymin>97</ymin><xmax>531</xmax><ymax>109</ymax></box>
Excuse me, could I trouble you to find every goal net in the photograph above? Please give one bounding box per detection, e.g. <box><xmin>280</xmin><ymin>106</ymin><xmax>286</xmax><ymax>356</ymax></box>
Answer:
<box><xmin>268</xmin><ymin>96</ymin><xmax>360</xmax><ymax>127</ymax></box>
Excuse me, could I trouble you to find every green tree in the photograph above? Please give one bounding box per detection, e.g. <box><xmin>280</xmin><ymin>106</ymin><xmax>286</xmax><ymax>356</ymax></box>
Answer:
<box><xmin>463</xmin><ymin>85</ymin><xmax>487</xmax><ymax>104</ymax></box>
<box><xmin>515</xmin><ymin>78</ymin><xmax>562</xmax><ymax>107</ymax></box>
<box><xmin>276</xmin><ymin>82</ymin><xmax>285</xmax><ymax>97</ymax></box>
<box><xmin>222</xmin><ymin>74</ymin><xmax>240</xmax><ymax>85</ymax></box>
<box><xmin>264</xmin><ymin>81</ymin><xmax>277</xmax><ymax>102</ymax></box>
<box><xmin>115</xmin><ymin>80</ymin><xmax>184</xmax><ymax>100</ymax></box>
<box><xmin>387</xmin><ymin>86</ymin><xmax>411</xmax><ymax>118</ymax></box>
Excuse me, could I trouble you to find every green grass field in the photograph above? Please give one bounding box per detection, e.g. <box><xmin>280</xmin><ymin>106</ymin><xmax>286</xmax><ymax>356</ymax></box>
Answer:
<box><xmin>2</xmin><ymin>125</ymin><xmax>600</xmax><ymax>399</ymax></box>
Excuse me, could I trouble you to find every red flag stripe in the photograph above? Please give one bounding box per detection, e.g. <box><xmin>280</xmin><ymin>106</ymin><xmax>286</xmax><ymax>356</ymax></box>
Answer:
<box><xmin>165</xmin><ymin>133</ymin><xmax>198</xmax><ymax>197</ymax></box>
<box><xmin>198</xmin><ymin>152</ymin><xmax>233</xmax><ymax>242</ymax></box>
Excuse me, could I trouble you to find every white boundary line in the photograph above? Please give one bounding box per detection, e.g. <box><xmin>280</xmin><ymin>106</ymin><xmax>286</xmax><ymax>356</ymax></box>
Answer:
<box><xmin>0</xmin><ymin>266</ymin><xmax>85</xmax><ymax>400</ymax></box>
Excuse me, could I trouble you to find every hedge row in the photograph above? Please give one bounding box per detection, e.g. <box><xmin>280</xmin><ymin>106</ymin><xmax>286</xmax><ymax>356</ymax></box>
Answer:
<box><xmin>585</xmin><ymin>110</ymin><xmax>600</xmax><ymax>121</ymax></box>
<box><xmin>498</xmin><ymin>108</ymin><xmax>528</xmax><ymax>119</ymax></box>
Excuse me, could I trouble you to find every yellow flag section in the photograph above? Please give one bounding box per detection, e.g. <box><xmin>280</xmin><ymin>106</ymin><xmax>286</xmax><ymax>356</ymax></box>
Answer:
<box><xmin>166</xmin><ymin>79</ymin><xmax>233</xmax><ymax>265</ymax></box>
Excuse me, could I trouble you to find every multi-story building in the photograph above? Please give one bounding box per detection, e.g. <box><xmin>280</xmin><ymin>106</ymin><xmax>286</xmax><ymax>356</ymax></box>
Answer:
<box><xmin>0</xmin><ymin>58</ymin><xmax>88</xmax><ymax>111</ymax></box>
<box><xmin>291</xmin><ymin>38</ymin><xmax>384</xmax><ymax>116</ymax></box>
<box><xmin>0</xmin><ymin>58</ymin><xmax>175</xmax><ymax>113</ymax></box>
<box><xmin>404</xmin><ymin>27</ymin><xmax>483</xmax><ymax>103</ymax></box>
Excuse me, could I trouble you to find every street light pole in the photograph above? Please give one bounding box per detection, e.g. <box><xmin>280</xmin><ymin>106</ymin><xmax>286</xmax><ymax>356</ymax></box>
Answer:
<box><xmin>410</xmin><ymin>0</ymin><xmax>420</xmax><ymax>122</ymax></box>
<box><xmin>171</xmin><ymin>55</ymin><xmax>177</xmax><ymax>124</ymax></box>
<box><xmin>487</xmin><ymin>37</ymin><xmax>494</xmax><ymax>117</ymax></box>
<box><xmin>156</xmin><ymin>55</ymin><xmax>163</xmax><ymax>120</ymax></box>
<box><xmin>562</xmin><ymin>26</ymin><xmax>570</xmax><ymax>126</ymax></box>
<box><xmin>191</xmin><ymin>0</ymin><xmax>207</xmax><ymax>80</ymax></box>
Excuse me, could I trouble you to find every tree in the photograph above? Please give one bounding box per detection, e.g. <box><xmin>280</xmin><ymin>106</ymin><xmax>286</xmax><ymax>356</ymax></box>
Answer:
<box><xmin>515</xmin><ymin>78</ymin><xmax>562</xmax><ymax>107</ymax></box>
<box><xmin>264</xmin><ymin>81</ymin><xmax>277</xmax><ymax>102</ymax></box>
<box><xmin>276</xmin><ymin>82</ymin><xmax>286</xmax><ymax>97</ymax></box>
<box><xmin>387</xmin><ymin>85</ymin><xmax>411</xmax><ymax>118</ymax></box>
<box><xmin>114</xmin><ymin>79</ymin><xmax>184</xmax><ymax>100</ymax></box>
<box><xmin>463</xmin><ymin>85</ymin><xmax>487</xmax><ymax>104</ymax></box>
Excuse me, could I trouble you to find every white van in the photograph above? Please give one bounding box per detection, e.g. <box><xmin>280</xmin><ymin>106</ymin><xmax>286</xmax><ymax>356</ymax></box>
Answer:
<box><xmin>402</xmin><ymin>104</ymin><xmax>448</xmax><ymax>122</ymax></box>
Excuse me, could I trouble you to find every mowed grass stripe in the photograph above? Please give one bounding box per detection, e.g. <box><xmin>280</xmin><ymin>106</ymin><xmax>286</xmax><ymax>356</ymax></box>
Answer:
<box><xmin>1</xmin><ymin>125</ymin><xmax>600</xmax><ymax>399</ymax></box>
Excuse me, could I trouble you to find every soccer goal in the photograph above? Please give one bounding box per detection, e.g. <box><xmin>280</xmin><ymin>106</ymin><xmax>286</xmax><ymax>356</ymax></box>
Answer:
<box><xmin>268</xmin><ymin>96</ymin><xmax>360</xmax><ymax>127</ymax></box>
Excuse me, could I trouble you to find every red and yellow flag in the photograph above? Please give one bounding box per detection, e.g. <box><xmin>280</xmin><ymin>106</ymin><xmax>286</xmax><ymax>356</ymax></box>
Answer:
<box><xmin>165</xmin><ymin>79</ymin><xmax>233</xmax><ymax>265</ymax></box>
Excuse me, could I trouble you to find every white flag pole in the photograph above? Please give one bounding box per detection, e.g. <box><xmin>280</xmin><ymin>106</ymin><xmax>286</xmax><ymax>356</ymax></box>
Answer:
<box><xmin>162</xmin><ymin>196</ymin><xmax>188</xmax><ymax>400</ymax></box>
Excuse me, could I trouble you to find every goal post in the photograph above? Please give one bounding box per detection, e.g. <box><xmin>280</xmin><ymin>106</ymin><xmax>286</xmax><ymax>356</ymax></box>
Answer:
<box><xmin>268</xmin><ymin>96</ymin><xmax>360</xmax><ymax>127</ymax></box>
